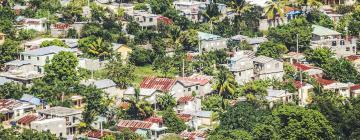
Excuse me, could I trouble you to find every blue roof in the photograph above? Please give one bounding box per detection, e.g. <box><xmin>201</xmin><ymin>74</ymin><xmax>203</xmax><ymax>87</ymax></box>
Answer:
<box><xmin>20</xmin><ymin>46</ymin><xmax>75</xmax><ymax>56</ymax></box>
<box><xmin>198</xmin><ymin>32</ymin><xmax>222</xmax><ymax>41</ymax></box>
<box><xmin>20</xmin><ymin>94</ymin><xmax>41</xmax><ymax>105</ymax></box>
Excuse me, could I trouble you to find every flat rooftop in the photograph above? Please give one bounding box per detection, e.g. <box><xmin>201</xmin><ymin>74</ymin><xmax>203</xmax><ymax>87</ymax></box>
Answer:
<box><xmin>37</xmin><ymin>106</ymin><xmax>82</xmax><ymax>117</ymax></box>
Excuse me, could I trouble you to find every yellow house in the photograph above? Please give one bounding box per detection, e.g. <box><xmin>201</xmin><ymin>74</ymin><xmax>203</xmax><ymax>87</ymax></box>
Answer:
<box><xmin>113</xmin><ymin>44</ymin><xmax>133</xmax><ymax>60</ymax></box>
<box><xmin>0</xmin><ymin>33</ymin><xmax>5</xmax><ymax>45</ymax></box>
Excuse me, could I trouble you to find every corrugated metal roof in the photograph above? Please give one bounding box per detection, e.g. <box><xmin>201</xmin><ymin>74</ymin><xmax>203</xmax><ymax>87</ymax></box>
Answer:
<box><xmin>177</xmin><ymin>96</ymin><xmax>195</xmax><ymax>104</ymax></box>
<box><xmin>117</xmin><ymin>120</ymin><xmax>153</xmax><ymax>129</ymax></box>
<box><xmin>252</xmin><ymin>55</ymin><xmax>275</xmax><ymax>64</ymax></box>
<box><xmin>312</xmin><ymin>25</ymin><xmax>341</xmax><ymax>36</ymax></box>
<box><xmin>20</xmin><ymin>46</ymin><xmax>75</xmax><ymax>56</ymax></box>
<box><xmin>140</xmin><ymin>77</ymin><xmax>176</xmax><ymax>91</ymax></box>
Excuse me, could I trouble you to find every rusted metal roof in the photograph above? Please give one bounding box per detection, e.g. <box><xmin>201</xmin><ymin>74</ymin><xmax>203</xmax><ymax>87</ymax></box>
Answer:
<box><xmin>117</xmin><ymin>120</ymin><xmax>153</xmax><ymax>129</ymax></box>
<box><xmin>140</xmin><ymin>77</ymin><xmax>176</xmax><ymax>92</ymax></box>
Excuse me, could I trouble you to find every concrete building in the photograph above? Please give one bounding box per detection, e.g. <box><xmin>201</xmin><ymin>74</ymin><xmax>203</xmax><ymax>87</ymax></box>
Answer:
<box><xmin>125</xmin><ymin>10</ymin><xmax>158</xmax><ymax>29</ymax></box>
<box><xmin>22</xmin><ymin>38</ymin><xmax>78</xmax><ymax>51</ymax></box>
<box><xmin>0</xmin><ymin>99</ymin><xmax>36</xmax><ymax>122</ymax></box>
<box><xmin>117</xmin><ymin>119</ymin><xmax>167</xmax><ymax>139</ymax></box>
<box><xmin>316</xmin><ymin>78</ymin><xmax>351</xmax><ymax>97</ymax></box>
<box><xmin>174</xmin><ymin>75</ymin><xmax>213</xmax><ymax>97</ymax></box>
<box><xmin>351</xmin><ymin>85</ymin><xmax>360</xmax><ymax>98</ymax></box>
<box><xmin>19</xmin><ymin>18</ymin><xmax>47</xmax><ymax>32</ymax></box>
<box><xmin>266</xmin><ymin>89</ymin><xmax>294</xmax><ymax>108</ymax></box>
<box><xmin>80</xmin><ymin>79</ymin><xmax>122</xmax><ymax>99</ymax></box>
<box><xmin>198</xmin><ymin>32</ymin><xmax>227</xmax><ymax>53</ymax></box>
<box><xmin>230</xmin><ymin>35</ymin><xmax>268</xmax><ymax>52</ymax></box>
<box><xmin>176</xmin><ymin>96</ymin><xmax>201</xmax><ymax>114</ymax></box>
<box><xmin>294</xmin><ymin>81</ymin><xmax>314</xmax><ymax>107</ymax></box>
<box><xmin>227</xmin><ymin>51</ymin><xmax>256</xmax><ymax>85</ymax></box>
<box><xmin>37</xmin><ymin>106</ymin><xmax>82</xmax><ymax>136</ymax></box>
<box><xmin>31</xmin><ymin>118</ymin><xmax>67</xmax><ymax>137</ymax></box>
<box><xmin>253</xmin><ymin>56</ymin><xmax>284</xmax><ymax>81</ymax></box>
<box><xmin>311</xmin><ymin>25</ymin><xmax>357</xmax><ymax>57</ymax></box>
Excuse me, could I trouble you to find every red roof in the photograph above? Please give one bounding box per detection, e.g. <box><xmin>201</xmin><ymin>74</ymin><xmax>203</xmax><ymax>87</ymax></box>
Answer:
<box><xmin>180</xmin><ymin>131</ymin><xmax>207</xmax><ymax>140</ymax></box>
<box><xmin>177</xmin><ymin>96</ymin><xmax>195</xmax><ymax>104</ymax></box>
<box><xmin>351</xmin><ymin>85</ymin><xmax>360</xmax><ymax>91</ymax></box>
<box><xmin>54</xmin><ymin>23</ymin><xmax>70</xmax><ymax>30</ymax></box>
<box><xmin>144</xmin><ymin>116</ymin><xmax>163</xmax><ymax>123</ymax></box>
<box><xmin>140</xmin><ymin>77</ymin><xmax>176</xmax><ymax>91</ymax></box>
<box><xmin>177</xmin><ymin>75</ymin><xmax>212</xmax><ymax>86</ymax></box>
<box><xmin>157</xmin><ymin>16</ymin><xmax>173</xmax><ymax>25</ymax></box>
<box><xmin>177</xmin><ymin>114</ymin><xmax>192</xmax><ymax>122</ymax></box>
<box><xmin>117</xmin><ymin>120</ymin><xmax>153</xmax><ymax>129</ymax></box>
<box><xmin>17</xmin><ymin>115</ymin><xmax>38</xmax><ymax>125</ymax></box>
<box><xmin>87</xmin><ymin>130</ymin><xmax>109</xmax><ymax>138</ymax></box>
<box><xmin>293</xmin><ymin>63</ymin><xmax>311</xmax><ymax>71</ymax></box>
<box><xmin>346</xmin><ymin>55</ymin><xmax>360</xmax><ymax>61</ymax></box>
<box><xmin>316</xmin><ymin>78</ymin><xmax>336</xmax><ymax>86</ymax></box>
<box><xmin>294</xmin><ymin>81</ymin><xmax>306</xmax><ymax>89</ymax></box>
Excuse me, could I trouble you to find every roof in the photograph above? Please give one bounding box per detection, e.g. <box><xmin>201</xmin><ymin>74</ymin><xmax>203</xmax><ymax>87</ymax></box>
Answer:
<box><xmin>294</xmin><ymin>81</ymin><xmax>306</xmax><ymax>89</ymax></box>
<box><xmin>0</xmin><ymin>99</ymin><xmax>27</xmax><ymax>114</ymax></box>
<box><xmin>293</xmin><ymin>63</ymin><xmax>312</xmax><ymax>71</ymax></box>
<box><xmin>194</xmin><ymin>111</ymin><xmax>212</xmax><ymax>118</ymax></box>
<box><xmin>140</xmin><ymin>77</ymin><xmax>176</xmax><ymax>91</ymax></box>
<box><xmin>177</xmin><ymin>96</ymin><xmax>195</xmax><ymax>104</ymax></box>
<box><xmin>144</xmin><ymin>116</ymin><xmax>163</xmax><ymax>123</ymax></box>
<box><xmin>351</xmin><ymin>85</ymin><xmax>360</xmax><ymax>91</ymax></box>
<box><xmin>20</xmin><ymin>46</ymin><xmax>75</xmax><ymax>56</ymax></box>
<box><xmin>346</xmin><ymin>55</ymin><xmax>360</xmax><ymax>61</ymax></box>
<box><xmin>180</xmin><ymin>131</ymin><xmax>208</xmax><ymax>139</ymax></box>
<box><xmin>176</xmin><ymin>75</ymin><xmax>212</xmax><ymax>87</ymax></box>
<box><xmin>315</xmin><ymin>78</ymin><xmax>336</xmax><ymax>86</ymax></box>
<box><xmin>0</xmin><ymin>77</ymin><xmax>13</xmax><ymax>85</ymax></box>
<box><xmin>37</xmin><ymin>106</ymin><xmax>82</xmax><ymax>117</ymax></box>
<box><xmin>252</xmin><ymin>55</ymin><xmax>277</xmax><ymax>64</ymax></box>
<box><xmin>117</xmin><ymin>120</ymin><xmax>153</xmax><ymax>129</ymax></box>
<box><xmin>17</xmin><ymin>115</ymin><xmax>38</xmax><ymax>125</ymax></box>
<box><xmin>312</xmin><ymin>25</ymin><xmax>341</xmax><ymax>36</ymax></box>
<box><xmin>87</xmin><ymin>130</ymin><xmax>110</xmax><ymax>139</ymax></box>
<box><xmin>177</xmin><ymin>113</ymin><xmax>192</xmax><ymax>122</ymax></box>
<box><xmin>20</xmin><ymin>94</ymin><xmax>41</xmax><ymax>105</ymax></box>
<box><xmin>247</xmin><ymin>37</ymin><xmax>268</xmax><ymax>45</ymax></box>
<box><xmin>4</xmin><ymin>60</ymin><xmax>31</xmax><ymax>66</ymax></box>
<box><xmin>198</xmin><ymin>32</ymin><xmax>222</xmax><ymax>41</ymax></box>
<box><xmin>81</xmin><ymin>79</ymin><xmax>116</xmax><ymax>89</ymax></box>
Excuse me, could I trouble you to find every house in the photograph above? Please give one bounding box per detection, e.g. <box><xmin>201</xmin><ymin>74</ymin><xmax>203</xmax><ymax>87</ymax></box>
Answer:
<box><xmin>0</xmin><ymin>99</ymin><xmax>36</xmax><ymax>122</ymax></box>
<box><xmin>253</xmin><ymin>56</ymin><xmax>284</xmax><ymax>80</ymax></box>
<box><xmin>0</xmin><ymin>60</ymin><xmax>44</xmax><ymax>84</ymax></box>
<box><xmin>192</xmin><ymin>111</ymin><xmax>213</xmax><ymax>126</ymax></box>
<box><xmin>180</xmin><ymin>130</ymin><xmax>208</xmax><ymax>140</ymax></box>
<box><xmin>117</xmin><ymin>119</ymin><xmax>167</xmax><ymax>139</ymax></box>
<box><xmin>230</xmin><ymin>35</ymin><xmax>268</xmax><ymax>52</ymax></box>
<box><xmin>316</xmin><ymin>78</ymin><xmax>351</xmax><ymax>97</ymax></box>
<box><xmin>80</xmin><ymin>79</ymin><xmax>122</xmax><ymax>99</ymax></box>
<box><xmin>20</xmin><ymin>94</ymin><xmax>42</xmax><ymax>106</ymax></box>
<box><xmin>112</xmin><ymin>43</ymin><xmax>133</xmax><ymax>60</ymax></box>
<box><xmin>78</xmin><ymin>58</ymin><xmax>108</xmax><ymax>71</ymax></box>
<box><xmin>350</xmin><ymin>85</ymin><xmax>360</xmax><ymax>98</ymax></box>
<box><xmin>37</xmin><ymin>106</ymin><xmax>82</xmax><ymax>136</ymax></box>
<box><xmin>173</xmin><ymin>0</ymin><xmax>204</xmax><ymax>22</ymax></box>
<box><xmin>125</xmin><ymin>10</ymin><xmax>158</xmax><ymax>29</ymax></box>
<box><xmin>198</xmin><ymin>32</ymin><xmax>227</xmax><ymax>53</ymax></box>
<box><xmin>227</xmin><ymin>51</ymin><xmax>255</xmax><ymax>85</ymax></box>
<box><xmin>176</xmin><ymin>96</ymin><xmax>201</xmax><ymax>114</ymax></box>
<box><xmin>174</xmin><ymin>75</ymin><xmax>213</xmax><ymax>97</ymax></box>
<box><xmin>346</xmin><ymin>55</ymin><xmax>360</xmax><ymax>72</ymax></box>
<box><xmin>140</xmin><ymin>77</ymin><xmax>177</xmax><ymax>92</ymax></box>
<box><xmin>294</xmin><ymin>81</ymin><xmax>314</xmax><ymax>106</ymax></box>
<box><xmin>19</xmin><ymin>18</ymin><xmax>47</xmax><ymax>32</ymax></box>
<box><xmin>311</xmin><ymin>25</ymin><xmax>357</xmax><ymax>57</ymax></box>
<box><xmin>71</xmin><ymin>95</ymin><xmax>84</xmax><ymax>108</ymax></box>
<box><xmin>50</xmin><ymin>23</ymin><xmax>72</xmax><ymax>37</ymax></box>
<box><xmin>0</xmin><ymin>32</ymin><xmax>5</xmax><ymax>45</ymax></box>
<box><xmin>16</xmin><ymin>114</ymin><xmax>39</xmax><ymax>128</ymax></box>
<box><xmin>266</xmin><ymin>89</ymin><xmax>294</xmax><ymax>108</ymax></box>
<box><xmin>283</xmin><ymin>52</ymin><xmax>306</xmax><ymax>64</ymax></box>
<box><xmin>22</xmin><ymin>38</ymin><xmax>79</xmax><ymax>51</ymax></box>
<box><xmin>292</xmin><ymin>63</ymin><xmax>324</xmax><ymax>77</ymax></box>
<box><xmin>31</xmin><ymin>118</ymin><xmax>67</xmax><ymax>137</ymax></box>
<box><xmin>123</xmin><ymin>87</ymin><xmax>158</xmax><ymax>104</ymax></box>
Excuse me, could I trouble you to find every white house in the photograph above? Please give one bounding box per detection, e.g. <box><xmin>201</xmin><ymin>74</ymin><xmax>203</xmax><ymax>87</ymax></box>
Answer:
<box><xmin>80</xmin><ymin>79</ymin><xmax>122</xmax><ymax>99</ymax></box>
<box><xmin>351</xmin><ymin>85</ymin><xmax>360</xmax><ymax>98</ymax></box>
<box><xmin>0</xmin><ymin>99</ymin><xmax>36</xmax><ymax>122</ymax></box>
<box><xmin>174</xmin><ymin>75</ymin><xmax>213</xmax><ymax>97</ymax></box>
<box><xmin>316</xmin><ymin>78</ymin><xmax>351</xmax><ymax>97</ymax></box>
<box><xmin>198</xmin><ymin>32</ymin><xmax>227</xmax><ymax>53</ymax></box>
<box><xmin>125</xmin><ymin>10</ymin><xmax>158</xmax><ymax>29</ymax></box>
<box><xmin>176</xmin><ymin>96</ymin><xmax>201</xmax><ymax>114</ymax></box>
<box><xmin>253</xmin><ymin>56</ymin><xmax>284</xmax><ymax>81</ymax></box>
<box><xmin>294</xmin><ymin>81</ymin><xmax>314</xmax><ymax>107</ymax></box>
<box><xmin>230</xmin><ymin>35</ymin><xmax>268</xmax><ymax>52</ymax></box>
<box><xmin>311</xmin><ymin>25</ymin><xmax>357</xmax><ymax>57</ymax></box>
<box><xmin>19</xmin><ymin>18</ymin><xmax>47</xmax><ymax>32</ymax></box>
<box><xmin>31</xmin><ymin>118</ymin><xmax>67</xmax><ymax>137</ymax></box>
<box><xmin>227</xmin><ymin>51</ymin><xmax>256</xmax><ymax>85</ymax></box>
<box><xmin>266</xmin><ymin>89</ymin><xmax>294</xmax><ymax>108</ymax></box>
<box><xmin>117</xmin><ymin>119</ymin><xmax>167</xmax><ymax>139</ymax></box>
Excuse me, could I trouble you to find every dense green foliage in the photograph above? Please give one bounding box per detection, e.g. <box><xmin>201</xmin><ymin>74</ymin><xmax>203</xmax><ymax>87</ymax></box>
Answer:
<box><xmin>163</xmin><ymin>108</ymin><xmax>187</xmax><ymax>133</ymax></box>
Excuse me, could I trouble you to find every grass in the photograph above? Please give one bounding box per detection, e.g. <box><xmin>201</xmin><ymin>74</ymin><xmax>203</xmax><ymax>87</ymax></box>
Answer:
<box><xmin>133</xmin><ymin>65</ymin><xmax>163</xmax><ymax>86</ymax></box>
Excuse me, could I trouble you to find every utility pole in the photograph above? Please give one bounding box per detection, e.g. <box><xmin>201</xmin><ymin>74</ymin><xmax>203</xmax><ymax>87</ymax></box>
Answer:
<box><xmin>297</xmin><ymin>34</ymin><xmax>303</xmax><ymax>105</ymax></box>
<box><xmin>182</xmin><ymin>59</ymin><xmax>185</xmax><ymax>77</ymax></box>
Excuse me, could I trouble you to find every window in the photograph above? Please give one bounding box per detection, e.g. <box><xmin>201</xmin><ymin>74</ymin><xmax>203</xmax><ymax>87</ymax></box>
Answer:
<box><xmin>59</xmin><ymin>133</ymin><xmax>62</xmax><ymax>137</ymax></box>
<box><xmin>28</xmin><ymin>56</ymin><xmax>31</xmax><ymax>60</ymax></box>
<box><xmin>21</xmin><ymin>55</ymin><xmax>24</xmax><ymax>60</ymax></box>
<box><xmin>37</xmin><ymin>57</ymin><xmax>40</xmax><ymax>60</ymax></box>
<box><xmin>332</xmin><ymin>41</ymin><xmax>337</xmax><ymax>46</ymax></box>
<box><xmin>73</xmin><ymin>117</ymin><xmax>76</xmax><ymax>123</ymax></box>
<box><xmin>196</xmin><ymin>86</ymin><xmax>199</xmax><ymax>90</ymax></box>
<box><xmin>346</xmin><ymin>47</ymin><xmax>350</xmax><ymax>51</ymax></box>
<box><xmin>0</xmin><ymin>36</ymin><xmax>3</xmax><ymax>40</ymax></box>
<box><xmin>188</xmin><ymin>88</ymin><xmax>191</xmax><ymax>91</ymax></box>
<box><xmin>149</xmin><ymin>18</ymin><xmax>153</xmax><ymax>22</ymax></box>
<box><xmin>340</xmin><ymin>40</ymin><xmax>345</xmax><ymax>45</ymax></box>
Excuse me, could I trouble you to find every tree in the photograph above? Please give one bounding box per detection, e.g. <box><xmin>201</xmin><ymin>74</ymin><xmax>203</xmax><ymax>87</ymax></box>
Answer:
<box><xmin>208</xmin><ymin>129</ymin><xmax>253</xmax><ymax>140</ymax></box>
<box><xmin>271</xmin><ymin>105</ymin><xmax>335</xmax><ymax>139</ymax></box>
<box><xmin>0</xmin><ymin>39</ymin><xmax>20</xmax><ymax>65</ymax></box>
<box><xmin>129</xmin><ymin>47</ymin><xmax>152</xmax><ymax>66</ymax></box>
<box><xmin>148</xmin><ymin>0</ymin><xmax>173</xmax><ymax>14</ymax></box>
<box><xmin>156</xmin><ymin>93</ymin><xmax>176</xmax><ymax>110</ymax></box>
<box><xmin>219</xmin><ymin>102</ymin><xmax>270</xmax><ymax>131</ymax></box>
<box><xmin>162</xmin><ymin>108</ymin><xmax>187</xmax><ymax>133</ymax></box>
<box><xmin>133</xmin><ymin>3</ymin><xmax>148</xmax><ymax>11</ymax></box>
<box><xmin>348</xmin><ymin>10</ymin><xmax>360</xmax><ymax>36</ymax></box>
<box><xmin>176</xmin><ymin>29</ymin><xmax>199</xmax><ymax>51</ymax></box>
<box><xmin>202</xmin><ymin>95</ymin><xmax>227</xmax><ymax>112</ymax></box>
<box><xmin>264</xmin><ymin>0</ymin><xmax>286</xmax><ymax>26</ymax></box>
<box><xmin>213</xmin><ymin>67</ymin><xmax>237</xmax><ymax>108</ymax></box>
<box><xmin>256</xmin><ymin>41</ymin><xmax>288</xmax><ymax>59</ymax></box>
<box><xmin>305</xmin><ymin>47</ymin><xmax>334</xmax><ymax>67</ymax></box>
<box><xmin>125</xmin><ymin>98</ymin><xmax>154</xmax><ymax>120</ymax></box>
<box><xmin>126</xmin><ymin>19</ymin><xmax>141</xmax><ymax>35</ymax></box>
<box><xmin>322</xmin><ymin>58</ymin><xmax>360</xmax><ymax>83</ymax></box>
<box><xmin>81</xmin><ymin>86</ymin><xmax>109</xmax><ymax>130</ymax></box>
<box><xmin>306</xmin><ymin>10</ymin><xmax>334</xmax><ymax>29</ymax></box>
<box><xmin>239</xmin><ymin>80</ymin><xmax>269</xmax><ymax>105</ymax></box>
<box><xmin>61</xmin><ymin>3</ymin><xmax>83</xmax><ymax>23</ymax></box>
<box><xmin>0</xmin><ymin>82</ymin><xmax>27</xmax><ymax>99</ymax></box>
<box><xmin>17</xmin><ymin>29</ymin><xmax>38</xmax><ymax>41</ymax></box>
<box><xmin>87</xmin><ymin>37</ymin><xmax>112</xmax><ymax>60</ymax></box>
<box><xmin>67</xmin><ymin>28</ymin><xmax>78</xmax><ymax>38</ymax></box>
<box><xmin>40</xmin><ymin>39</ymin><xmax>69</xmax><ymax>48</ymax></box>
<box><xmin>43</xmin><ymin>51</ymin><xmax>79</xmax><ymax>86</ymax></box>
<box><xmin>268</xmin><ymin>17</ymin><xmax>313</xmax><ymax>52</ymax></box>
<box><xmin>252</xmin><ymin>124</ymin><xmax>279</xmax><ymax>140</ymax></box>
<box><xmin>113</xmin><ymin>128</ymin><xmax>145</xmax><ymax>140</ymax></box>
<box><xmin>106</xmin><ymin>54</ymin><xmax>135</xmax><ymax>89</ymax></box>
<box><xmin>152</xmin><ymin>56</ymin><xmax>175</xmax><ymax>78</ymax></box>
<box><xmin>90</xmin><ymin>3</ymin><xmax>106</xmax><ymax>22</ymax></box>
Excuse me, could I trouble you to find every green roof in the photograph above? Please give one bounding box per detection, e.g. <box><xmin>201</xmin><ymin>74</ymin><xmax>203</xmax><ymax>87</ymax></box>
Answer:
<box><xmin>198</xmin><ymin>32</ymin><xmax>222</xmax><ymax>41</ymax></box>
<box><xmin>312</xmin><ymin>25</ymin><xmax>341</xmax><ymax>36</ymax></box>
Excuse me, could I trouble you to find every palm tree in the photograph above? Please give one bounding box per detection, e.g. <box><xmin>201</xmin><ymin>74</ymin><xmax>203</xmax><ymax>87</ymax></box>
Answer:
<box><xmin>88</xmin><ymin>38</ymin><xmax>112</xmax><ymax>60</ymax></box>
<box><xmin>264</xmin><ymin>0</ymin><xmax>287</xmax><ymax>27</ymax></box>
<box><xmin>297</xmin><ymin>0</ymin><xmax>323</xmax><ymax>12</ymax></box>
<box><xmin>213</xmin><ymin>67</ymin><xmax>237</xmax><ymax>109</ymax></box>
<box><xmin>229</xmin><ymin>0</ymin><xmax>253</xmax><ymax>16</ymax></box>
